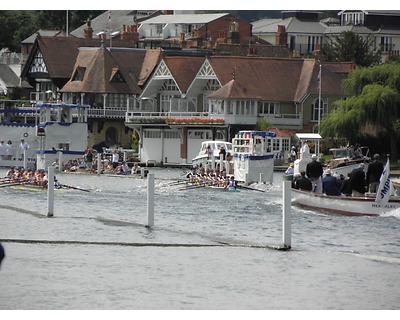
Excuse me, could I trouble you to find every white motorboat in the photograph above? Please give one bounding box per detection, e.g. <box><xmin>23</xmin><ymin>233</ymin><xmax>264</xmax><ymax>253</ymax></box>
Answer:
<box><xmin>326</xmin><ymin>147</ymin><xmax>371</xmax><ymax>177</ymax></box>
<box><xmin>191</xmin><ymin>130</ymin><xmax>276</xmax><ymax>184</ymax></box>
<box><xmin>231</xmin><ymin>130</ymin><xmax>276</xmax><ymax>184</ymax></box>
<box><xmin>291</xmin><ymin>188</ymin><xmax>400</xmax><ymax>216</ymax></box>
<box><xmin>191</xmin><ymin>140</ymin><xmax>234</xmax><ymax>170</ymax></box>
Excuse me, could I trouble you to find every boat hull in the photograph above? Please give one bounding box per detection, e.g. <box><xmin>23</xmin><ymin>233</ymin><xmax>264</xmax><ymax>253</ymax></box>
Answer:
<box><xmin>291</xmin><ymin>188</ymin><xmax>400</xmax><ymax>216</ymax></box>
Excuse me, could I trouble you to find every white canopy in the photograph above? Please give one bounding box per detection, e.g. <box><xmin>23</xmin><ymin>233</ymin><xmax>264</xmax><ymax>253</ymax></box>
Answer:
<box><xmin>295</xmin><ymin>133</ymin><xmax>322</xmax><ymax>141</ymax></box>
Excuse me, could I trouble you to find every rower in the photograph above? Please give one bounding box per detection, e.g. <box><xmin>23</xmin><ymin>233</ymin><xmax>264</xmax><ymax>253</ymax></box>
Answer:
<box><xmin>227</xmin><ymin>176</ymin><xmax>236</xmax><ymax>190</ymax></box>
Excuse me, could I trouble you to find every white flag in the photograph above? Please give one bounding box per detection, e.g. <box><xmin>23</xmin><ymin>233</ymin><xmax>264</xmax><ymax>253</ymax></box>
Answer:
<box><xmin>375</xmin><ymin>159</ymin><xmax>391</xmax><ymax>204</ymax></box>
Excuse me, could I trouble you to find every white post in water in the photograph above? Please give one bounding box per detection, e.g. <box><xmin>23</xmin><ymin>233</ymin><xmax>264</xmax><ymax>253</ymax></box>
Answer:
<box><xmin>97</xmin><ymin>153</ymin><xmax>101</xmax><ymax>176</ymax></box>
<box><xmin>259</xmin><ymin>173</ymin><xmax>264</xmax><ymax>184</ymax></box>
<box><xmin>47</xmin><ymin>166</ymin><xmax>55</xmax><ymax>217</ymax></box>
<box><xmin>23</xmin><ymin>150</ymin><xmax>27</xmax><ymax>169</ymax></box>
<box><xmin>147</xmin><ymin>173</ymin><xmax>154</xmax><ymax>228</ymax></box>
<box><xmin>282</xmin><ymin>180</ymin><xmax>291</xmax><ymax>248</ymax></box>
<box><xmin>58</xmin><ymin>151</ymin><xmax>63</xmax><ymax>172</ymax></box>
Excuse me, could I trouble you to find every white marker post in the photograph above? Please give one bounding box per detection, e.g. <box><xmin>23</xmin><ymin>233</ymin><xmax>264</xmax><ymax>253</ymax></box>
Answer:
<box><xmin>58</xmin><ymin>151</ymin><xmax>63</xmax><ymax>172</ymax></box>
<box><xmin>97</xmin><ymin>153</ymin><xmax>101</xmax><ymax>176</ymax></box>
<box><xmin>23</xmin><ymin>150</ymin><xmax>27</xmax><ymax>169</ymax></box>
<box><xmin>147</xmin><ymin>173</ymin><xmax>154</xmax><ymax>228</ymax></box>
<box><xmin>47</xmin><ymin>166</ymin><xmax>55</xmax><ymax>217</ymax></box>
<box><xmin>282</xmin><ymin>180</ymin><xmax>291</xmax><ymax>249</ymax></box>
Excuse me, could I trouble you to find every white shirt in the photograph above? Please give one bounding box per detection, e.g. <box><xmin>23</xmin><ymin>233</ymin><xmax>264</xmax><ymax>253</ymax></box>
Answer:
<box><xmin>6</xmin><ymin>143</ymin><xmax>13</xmax><ymax>156</ymax></box>
<box><xmin>112</xmin><ymin>152</ymin><xmax>119</xmax><ymax>163</ymax></box>
<box><xmin>20</xmin><ymin>141</ymin><xmax>29</xmax><ymax>150</ymax></box>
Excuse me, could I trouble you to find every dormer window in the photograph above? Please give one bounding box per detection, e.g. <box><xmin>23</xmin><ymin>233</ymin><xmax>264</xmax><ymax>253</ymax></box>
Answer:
<box><xmin>110</xmin><ymin>67</ymin><xmax>125</xmax><ymax>83</ymax></box>
<box><xmin>72</xmin><ymin>66</ymin><xmax>86</xmax><ymax>81</ymax></box>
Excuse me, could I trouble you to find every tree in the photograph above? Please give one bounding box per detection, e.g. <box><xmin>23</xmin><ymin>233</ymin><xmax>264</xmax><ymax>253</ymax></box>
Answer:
<box><xmin>321</xmin><ymin>62</ymin><xmax>400</xmax><ymax>160</ymax></box>
<box><xmin>0</xmin><ymin>10</ymin><xmax>103</xmax><ymax>52</ymax></box>
<box><xmin>319</xmin><ymin>31</ymin><xmax>382</xmax><ymax>67</ymax></box>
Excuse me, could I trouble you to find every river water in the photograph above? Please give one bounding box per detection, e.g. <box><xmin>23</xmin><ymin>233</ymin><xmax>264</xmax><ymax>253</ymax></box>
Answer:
<box><xmin>0</xmin><ymin>168</ymin><xmax>399</xmax><ymax>310</ymax></box>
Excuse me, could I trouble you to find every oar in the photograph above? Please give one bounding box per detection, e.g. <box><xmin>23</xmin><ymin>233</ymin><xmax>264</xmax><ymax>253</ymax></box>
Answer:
<box><xmin>61</xmin><ymin>184</ymin><xmax>91</xmax><ymax>192</ymax></box>
<box><xmin>161</xmin><ymin>180</ymin><xmax>188</xmax><ymax>187</ymax></box>
<box><xmin>0</xmin><ymin>182</ymin><xmax>23</xmax><ymax>188</ymax></box>
<box><xmin>0</xmin><ymin>178</ymin><xmax>30</xmax><ymax>187</ymax></box>
<box><xmin>177</xmin><ymin>184</ymin><xmax>205</xmax><ymax>191</ymax></box>
<box><xmin>236</xmin><ymin>184</ymin><xmax>266</xmax><ymax>193</ymax></box>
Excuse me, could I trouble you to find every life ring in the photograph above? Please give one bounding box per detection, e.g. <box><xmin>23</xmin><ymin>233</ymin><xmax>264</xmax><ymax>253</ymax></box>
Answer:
<box><xmin>23</xmin><ymin>133</ymin><xmax>29</xmax><ymax>138</ymax></box>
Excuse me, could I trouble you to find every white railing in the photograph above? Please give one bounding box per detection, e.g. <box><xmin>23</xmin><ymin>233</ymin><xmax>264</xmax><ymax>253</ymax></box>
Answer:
<box><xmin>125</xmin><ymin>111</ymin><xmax>206</xmax><ymax>122</ymax></box>
<box><xmin>264</xmin><ymin>113</ymin><xmax>302</xmax><ymax>126</ymax></box>
<box><xmin>72</xmin><ymin>107</ymin><xmax>127</xmax><ymax>119</ymax></box>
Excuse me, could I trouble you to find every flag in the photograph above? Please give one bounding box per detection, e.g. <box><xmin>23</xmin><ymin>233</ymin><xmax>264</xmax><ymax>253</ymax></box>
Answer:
<box><xmin>375</xmin><ymin>159</ymin><xmax>391</xmax><ymax>204</ymax></box>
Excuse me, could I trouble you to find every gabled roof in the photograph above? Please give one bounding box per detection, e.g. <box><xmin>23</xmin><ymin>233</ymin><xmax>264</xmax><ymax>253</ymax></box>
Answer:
<box><xmin>140</xmin><ymin>13</ymin><xmax>229</xmax><ymax>25</ymax></box>
<box><xmin>163</xmin><ymin>56</ymin><xmax>205</xmax><ymax>93</ymax></box>
<box><xmin>21</xmin><ymin>36</ymin><xmax>141</xmax><ymax>82</ymax></box>
<box><xmin>140</xmin><ymin>55</ymin><xmax>205</xmax><ymax>98</ymax></box>
<box><xmin>138</xmin><ymin>48</ymin><xmax>164</xmax><ymax>86</ymax></box>
<box><xmin>60</xmin><ymin>46</ymin><xmax>143</xmax><ymax>94</ymax></box>
<box><xmin>206</xmin><ymin>56</ymin><xmax>353</xmax><ymax>102</ymax></box>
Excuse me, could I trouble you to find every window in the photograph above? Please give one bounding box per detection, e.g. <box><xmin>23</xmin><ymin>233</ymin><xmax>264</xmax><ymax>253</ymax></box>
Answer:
<box><xmin>307</xmin><ymin>36</ymin><xmax>322</xmax><ymax>52</ymax></box>
<box><xmin>29</xmin><ymin>50</ymin><xmax>47</xmax><ymax>73</ymax></box>
<box><xmin>164</xmin><ymin>131</ymin><xmax>179</xmax><ymax>139</ymax></box>
<box><xmin>342</xmin><ymin>12</ymin><xmax>364</xmax><ymax>26</ymax></box>
<box><xmin>160</xmin><ymin>94</ymin><xmax>174</xmax><ymax>113</ymax></box>
<box><xmin>72</xmin><ymin>67</ymin><xmax>86</xmax><ymax>81</ymax></box>
<box><xmin>380</xmin><ymin>37</ymin><xmax>393</xmax><ymax>52</ymax></box>
<box><xmin>204</xmin><ymin>79</ymin><xmax>220</xmax><ymax>91</ymax></box>
<box><xmin>144</xmin><ymin>130</ymin><xmax>161</xmax><ymax>139</ymax></box>
<box><xmin>156</xmin><ymin>24</ymin><xmax>163</xmax><ymax>36</ymax></box>
<box><xmin>258</xmin><ymin>102</ymin><xmax>280</xmax><ymax>115</ymax></box>
<box><xmin>110</xmin><ymin>70</ymin><xmax>125</xmax><ymax>83</ymax></box>
<box><xmin>188</xmin><ymin>130</ymin><xmax>213</xmax><ymax>140</ymax></box>
<box><xmin>161</xmin><ymin>79</ymin><xmax>178</xmax><ymax>91</ymax></box>
<box><xmin>311</xmin><ymin>98</ymin><xmax>328</xmax><ymax>122</ymax></box>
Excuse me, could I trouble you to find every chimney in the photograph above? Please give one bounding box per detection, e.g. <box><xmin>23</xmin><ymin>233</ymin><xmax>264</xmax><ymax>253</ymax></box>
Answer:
<box><xmin>275</xmin><ymin>25</ymin><xmax>288</xmax><ymax>46</ymax></box>
<box><xmin>120</xmin><ymin>24</ymin><xmax>139</xmax><ymax>42</ymax></box>
<box><xmin>84</xmin><ymin>19</ymin><xmax>93</xmax><ymax>39</ymax></box>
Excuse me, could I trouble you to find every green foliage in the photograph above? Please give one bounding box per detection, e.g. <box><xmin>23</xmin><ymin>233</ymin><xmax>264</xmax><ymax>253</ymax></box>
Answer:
<box><xmin>320</xmin><ymin>31</ymin><xmax>381</xmax><ymax>67</ymax></box>
<box><xmin>0</xmin><ymin>10</ymin><xmax>103</xmax><ymax>52</ymax></box>
<box><xmin>256</xmin><ymin>118</ymin><xmax>272</xmax><ymax>131</ymax></box>
<box><xmin>321</xmin><ymin>62</ymin><xmax>400</xmax><ymax>159</ymax></box>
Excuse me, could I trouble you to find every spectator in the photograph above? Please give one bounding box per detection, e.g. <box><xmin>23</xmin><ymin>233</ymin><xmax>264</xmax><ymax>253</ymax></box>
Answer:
<box><xmin>293</xmin><ymin>171</ymin><xmax>313</xmax><ymax>191</ymax></box>
<box><xmin>366</xmin><ymin>154</ymin><xmax>384</xmax><ymax>193</ymax></box>
<box><xmin>350</xmin><ymin>163</ymin><xmax>366</xmax><ymax>197</ymax></box>
<box><xmin>5</xmin><ymin>140</ymin><xmax>13</xmax><ymax>160</ymax></box>
<box><xmin>322</xmin><ymin>169</ymin><xmax>342</xmax><ymax>196</ymax></box>
<box><xmin>306</xmin><ymin>154</ymin><xmax>324</xmax><ymax>193</ymax></box>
